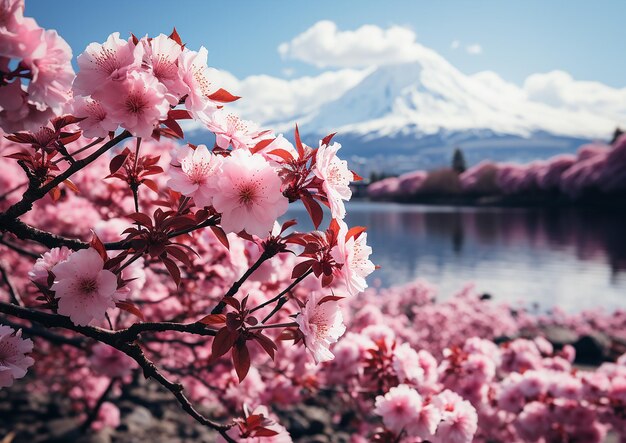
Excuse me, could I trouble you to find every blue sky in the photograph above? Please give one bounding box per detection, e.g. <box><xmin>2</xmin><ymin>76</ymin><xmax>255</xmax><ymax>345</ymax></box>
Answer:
<box><xmin>27</xmin><ymin>0</ymin><xmax>626</xmax><ymax>87</ymax></box>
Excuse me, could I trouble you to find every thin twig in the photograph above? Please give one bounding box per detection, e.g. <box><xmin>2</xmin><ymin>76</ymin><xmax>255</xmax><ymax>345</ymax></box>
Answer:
<box><xmin>80</xmin><ymin>377</ymin><xmax>118</xmax><ymax>432</ymax></box>
<box><xmin>210</xmin><ymin>249</ymin><xmax>274</xmax><ymax>314</ymax></box>
<box><xmin>0</xmin><ymin>263</ymin><xmax>23</xmax><ymax>306</ymax></box>
<box><xmin>250</xmin><ymin>269</ymin><xmax>313</xmax><ymax>314</ymax></box>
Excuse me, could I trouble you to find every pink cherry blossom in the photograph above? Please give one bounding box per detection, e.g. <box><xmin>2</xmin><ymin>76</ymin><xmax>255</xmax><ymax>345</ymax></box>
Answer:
<box><xmin>205</xmin><ymin>109</ymin><xmax>260</xmax><ymax>150</ymax></box>
<box><xmin>392</xmin><ymin>342</ymin><xmax>425</xmax><ymax>385</ymax></box>
<box><xmin>25</xmin><ymin>28</ymin><xmax>74</xmax><ymax>114</ymax></box>
<box><xmin>92</xmin><ymin>401</ymin><xmax>120</xmax><ymax>431</ymax></box>
<box><xmin>314</xmin><ymin>141</ymin><xmax>352</xmax><ymax>219</ymax></box>
<box><xmin>217</xmin><ymin>406</ymin><xmax>292</xmax><ymax>443</ymax></box>
<box><xmin>50</xmin><ymin>248</ymin><xmax>121</xmax><ymax>326</ymax></box>
<box><xmin>178</xmin><ymin>47</ymin><xmax>219</xmax><ymax>120</ymax></box>
<box><xmin>374</xmin><ymin>384</ymin><xmax>422</xmax><ymax>434</ymax></box>
<box><xmin>295</xmin><ymin>292</ymin><xmax>346</xmax><ymax>364</ymax></box>
<box><xmin>211</xmin><ymin>149</ymin><xmax>288</xmax><ymax>238</ymax></box>
<box><xmin>0</xmin><ymin>324</ymin><xmax>34</xmax><ymax>388</ymax></box>
<box><xmin>29</xmin><ymin>246</ymin><xmax>72</xmax><ymax>286</ymax></box>
<box><xmin>142</xmin><ymin>33</ymin><xmax>187</xmax><ymax>99</ymax></box>
<box><xmin>409</xmin><ymin>403</ymin><xmax>442</xmax><ymax>439</ymax></box>
<box><xmin>432</xmin><ymin>390</ymin><xmax>478</xmax><ymax>443</ymax></box>
<box><xmin>167</xmin><ymin>144</ymin><xmax>222</xmax><ymax>208</ymax></box>
<box><xmin>331</xmin><ymin>219</ymin><xmax>375</xmax><ymax>296</ymax></box>
<box><xmin>71</xmin><ymin>96</ymin><xmax>119</xmax><ymax>138</ymax></box>
<box><xmin>89</xmin><ymin>343</ymin><xmax>136</xmax><ymax>378</ymax></box>
<box><xmin>73</xmin><ymin>32</ymin><xmax>141</xmax><ymax>96</ymax></box>
<box><xmin>94</xmin><ymin>70</ymin><xmax>169</xmax><ymax>138</ymax></box>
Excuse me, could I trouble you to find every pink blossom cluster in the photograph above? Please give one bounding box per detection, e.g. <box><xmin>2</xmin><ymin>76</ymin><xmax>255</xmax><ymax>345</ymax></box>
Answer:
<box><xmin>0</xmin><ymin>0</ymin><xmax>75</xmax><ymax>132</ymax></box>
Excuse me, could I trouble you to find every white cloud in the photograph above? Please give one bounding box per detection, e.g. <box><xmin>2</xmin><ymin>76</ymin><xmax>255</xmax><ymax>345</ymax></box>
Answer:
<box><xmin>182</xmin><ymin>67</ymin><xmax>370</xmax><ymax>133</ymax></box>
<box><xmin>524</xmin><ymin>70</ymin><xmax>626</xmax><ymax>122</ymax></box>
<box><xmin>450</xmin><ymin>39</ymin><xmax>460</xmax><ymax>50</ymax></box>
<box><xmin>466</xmin><ymin>44</ymin><xmax>482</xmax><ymax>55</ymax></box>
<box><xmin>278</xmin><ymin>20</ymin><xmax>434</xmax><ymax>68</ymax></box>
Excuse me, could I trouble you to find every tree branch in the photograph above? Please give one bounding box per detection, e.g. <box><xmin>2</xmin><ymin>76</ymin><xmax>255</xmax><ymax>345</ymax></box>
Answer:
<box><xmin>1</xmin><ymin>131</ymin><xmax>132</xmax><ymax>220</ymax></box>
<box><xmin>0</xmin><ymin>301</ymin><xmax>234</xmax><ymax>438</ymax></box>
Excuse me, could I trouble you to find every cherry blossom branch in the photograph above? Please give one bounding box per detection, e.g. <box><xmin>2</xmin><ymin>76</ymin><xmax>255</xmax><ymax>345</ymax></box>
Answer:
<box><xmin>130</xmin><ymin>137</ymin><xmax>142</xmax><ymax>214</ymax></box>
<box><xmin>0</xmin><ymin>235</ymin><xmax>40</xmax><ymax>258</ymax></box>
<box><xmin>116</xmin><ymin>341</ymin><xmax>236</xmax><ymax>441</ymax></box>
<box><xmin>1</xmin><ymin>131</ymin><xmax>131</xmax><ymax>220</ymax></box>
<box><xmin>52</xmin><ymin>137</ymin><xmax>104</xmax><ymax>165</ymax></box>
<box><xmin>0</xmin><ymin>315</ymin><xmax>85</xmax><ymax>348</ymax></box>
<box><xmin>0</xmin><ymin>301</ymin><xmax>118</xmax><ymax>342</ymax></box>
<box><xmin>0</xmin><ymin>301</ymin><xmax>234</xmax><ymax>438</ymax></box>
<box><xmin>112</xmin><ymin>320</ymin><xmax>217</xmax><ymax>342</ymax></box>
<box><xmin>247</xmin><ymin>322</ymin><xmax>297</xmax><ymax>331</ymax></box>
<box><xmin>0</xmin><ymin>214</ymin><xmax>219</xmax><ymax>252</ymax></box>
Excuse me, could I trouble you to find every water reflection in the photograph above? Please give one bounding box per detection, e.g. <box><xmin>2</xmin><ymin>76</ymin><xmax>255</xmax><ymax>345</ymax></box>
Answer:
<box><xmin>287</xmin><ymin>202</ymin><xmax>626</xmax><ymax>311</ymax></box>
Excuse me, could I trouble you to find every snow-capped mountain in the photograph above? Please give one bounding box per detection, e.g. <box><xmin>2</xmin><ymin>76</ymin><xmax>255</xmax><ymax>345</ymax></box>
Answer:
<box><xmin>188</xmin><ymin>43</ymin><xmax>626</xmax><ymax>173</ymax></box>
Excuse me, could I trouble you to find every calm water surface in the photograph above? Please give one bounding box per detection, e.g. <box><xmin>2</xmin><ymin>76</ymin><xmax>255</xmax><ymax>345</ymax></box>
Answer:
<box><xmin>287</xmin><ymin>202</ymin><xmax>626</xmax><ymax>312</ymax></box>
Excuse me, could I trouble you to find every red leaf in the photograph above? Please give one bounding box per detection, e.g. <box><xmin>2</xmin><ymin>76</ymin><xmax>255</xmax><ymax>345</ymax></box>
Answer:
<box><xmin>59</xmin><ymin>131</ymin><xmax>83</xmax><ymax>145</ymax></box>
<box><xmin>211</xmin><ymin>327</ymin><xmax>237</xmax><ymax>360</ymax></box>
<box><xmin>346</xmin><ymin>226</ymin><xmax>367</xmax><ymax>241</ymax></box>
<box><xmin>63</xmin><ymin>179</ymin><xmax>80</xmax><ymax>194</ymax></box>
<box><xmin>165</xmin><ymin>245</ymin><xmax>193</xmax><ymax>268</ymax></box>
<box><xmin>321</xmin><ymin>272</ymin><xmax>333</xmax><ymax>287</ymax></box>
<box><xmin>161</xmin><ymin>257</ymin><xmax>181</xmax><ymax>286</ymax></box>
<box><xmin>253</xmin><ymin>332</ymin><xmax>277</xmax><ymax>360</ymax></box>
<box><xmin>198</xmin><ymin>313</ymin><xmax>227</xmax><ymax>326</ymax></box>
<box><xmin>168</xmin><ymin>109</ymin><xmax>192</xmax><ymax>120</ymax></box>
<box><xmin>115</xmin><ymin>300</ymin><xmax>145</xmax><ymax>321</ymax></box>
<box><xmin>232</xmin><ymin>342</ymin><xmax>250</xmax><ymax>382</ymax></box>
<box><xmin>208</xmin><ymin>88</ymin><xmax>241</xmax><ymax>103</ymax></box>
<box><xmin>162</xmin><ymin>118</ymin><xmax>184</xmax><ymax>139</ymax></box>
<box><xmin>254</xmin><ymin>428</ymin><xmax>279</xmax><ymax>438</ymax></box>
<box><xmin>277</xmin><ymin>329</ymin><xmax>298</xmax><ymax>341</ymax></box>
<box><xmin>352</xmin><ymin>171</ymin><xmax>363</xmax><ymax>181</ymax></box>
<box><xmin>221</xmin><ymin>296</ymin><xmax>241</xmax><ymax>311</ymax></box>
<box><xmin>169</xmin><ymin>27</ymin><xmax>183</xmax><ymax>46</ymax></box>
<box><xmin>317</xmin><ymin>295</ymin><xmax>344</xmax><ymax>305</ymax></box>
<box><xmin>109</xmin><ymin>152</ymin><xmax>129</xmax><ymax>175</ymax></box>
<box><xmin>321</xmin><ymin>132</ymin><xmax>337</xmax><ymax>146</ymax></box>
<box><xmin>210</xmin><ymin>226</ymin><xmax>230</xmax><ymax>250</ymax></box>
<box><xmin>280</xmin><ymin>219</ymin><xmax>297</xmax><ymax>234</ymax></box>
<box><xmin>142</xmin><ymin>178</ymin><xmax>159</xmax><ymax>194</ymax></box>
<box><xmin>266</xmin><ymin>149</ymin><xmax>294</xmax><ymax>163</ymax></box>
<box><xmin>6</xmin><ymin>133</ymin><xmax>35</xmax><ymax>144</ymax></box>
<box><xmin>127</xmin><ymin>212</ymin><xmax>153</xmax><ymax>228</ymax></box>
<box><xmin>294</xmin><ymin>124</ymin><xmax>304</xmax><ymax>158</ymax></box>
<box><xmin>300</xmin><ymin>192</ymin><xmax>323</xmax><ymax>229</ymax></box>
<box><xmin>291</xmin><ymin>260</ymin><xmax>314</xmax><ymax>279</ymax></box>
<box><xmin>250</xmin><ymin>138</ymin><xmax>275</xmax><ymax>155</ymax></box>
<box><xmin>4</xmin><ymin>151</ymin><xmax>31</xmax><ymax>161</ymax></box>
<box><xmin>48</xmin><ymin>186</ymin><xmax>61</xmax><ymax>201</ymax></box>
<box><xmin>90</xmin><ymin>231</ymin><xmax>108</xmax><ymax>262</ymax></box>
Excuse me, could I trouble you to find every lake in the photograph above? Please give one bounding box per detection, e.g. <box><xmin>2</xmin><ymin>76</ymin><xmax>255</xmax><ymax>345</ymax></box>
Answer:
<box><xmin>287</xmin><ymin>202</ymin><xmax>626</xmax><ymax>312</ymax></box>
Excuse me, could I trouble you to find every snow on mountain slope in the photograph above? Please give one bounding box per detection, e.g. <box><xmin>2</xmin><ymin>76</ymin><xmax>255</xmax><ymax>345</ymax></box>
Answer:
<box><xmin>187</xmin><ymin>41</ymin><xmax>625</xmax><ymax>167</ymax></box>
<box><xmin>297</xmin><ymin>44</ymin><xmax>621</xmax><ymax>140</ymax></box>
